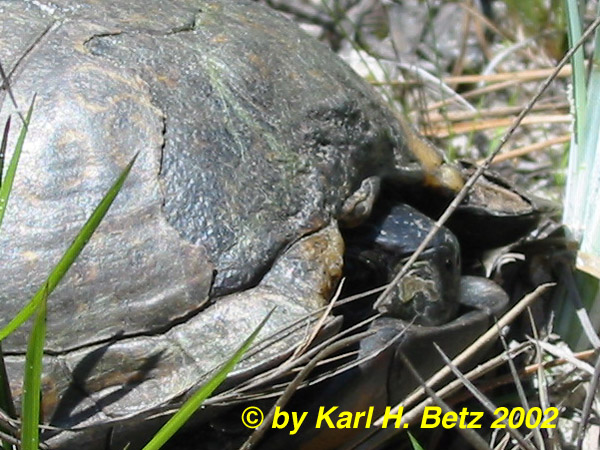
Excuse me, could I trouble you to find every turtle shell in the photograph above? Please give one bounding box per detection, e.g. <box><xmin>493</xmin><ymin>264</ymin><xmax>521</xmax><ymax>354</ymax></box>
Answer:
<box><xmin>0</xmin><ymin>0</ymin><xmax>433</xmax><ymax>352</ymax></box>
<box><xmin>0</xmin><ymin>0</ymin><xmax>453</xmax><ymax>446</ymax></box>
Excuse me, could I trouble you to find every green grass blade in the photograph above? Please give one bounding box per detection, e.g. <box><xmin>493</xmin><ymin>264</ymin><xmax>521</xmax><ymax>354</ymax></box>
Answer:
<box><xmin>563</xmin><ymin>0</ymin><xmax>588</xmax><ymax>234</ymax></box>
<box><xmin>560</xmin><ymin>4</ymin><xmax>600</xmax><ymax>347</ymax></box>
<box><xmin>0</xmin><ymin>116</ymin><xmax>10</xmax><ymax>188</ymax></box>
<box><xmin>0</xmin><ymin>98</ymin><xmax>34</xmax><ymax>231</ymax></box>
<box><xmin>0</xmin><ymin>153</ymin><xmax>138</xmax><ymax>341</ymax></box>
<box><xmin>565</xmin><ymin>0</ymin><xmax>587</xmax><ymax>132</ymax></box>
<box><xmin>20</xmin><ymin>284</ymin><xmax>47</xmax><ymax>450</ymax></box>
<box><xmin>407</xmin><ymin>431</ymin><xmax>424</xmax><ymax>450</ymax></box>
<box><xmin>581</xmin><ymin>2</ymin><xmax>600</xmax><ymax>258</ymax></box>
<box><xmin>141</xmin><ymin>310</ymin><xmax>274</xmax><ymax>450</ymax></box>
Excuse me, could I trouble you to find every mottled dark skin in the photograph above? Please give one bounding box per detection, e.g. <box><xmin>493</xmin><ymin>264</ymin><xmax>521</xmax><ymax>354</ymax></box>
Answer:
<box><xmin>344</xmin><ymin>204</ymin><xmax>462</xmax><ymax>326</ymax></box>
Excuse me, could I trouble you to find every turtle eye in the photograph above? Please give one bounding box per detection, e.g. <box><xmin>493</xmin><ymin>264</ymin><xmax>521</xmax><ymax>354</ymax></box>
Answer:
<box><xmin>445</xmin><ymin>258</ymin><xmax>453</xmax><ymax>272</ymax></box>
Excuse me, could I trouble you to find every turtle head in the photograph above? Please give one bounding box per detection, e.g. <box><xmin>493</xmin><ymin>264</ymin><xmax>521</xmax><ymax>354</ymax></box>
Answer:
<box><xmin>391</xmin><ymin>118</ymin><xmax>549</xmax><ymax>249</ymax></box>
<box><xmin>343</xmin><ymin>203</ymin><xmax>461</xmax><ymax>326</ymax></box>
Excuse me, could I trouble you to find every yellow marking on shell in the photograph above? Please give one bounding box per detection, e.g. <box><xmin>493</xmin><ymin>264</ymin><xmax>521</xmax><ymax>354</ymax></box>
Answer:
<box><xmin>58</xmin><ymin>129</ymin><xmax>86</xmax><ymax>146</ymax></box>
<box><xmin>55</xmin><ymin>129</ymin><xmax>95</xmax><ymax>190</ymax></box>
<box><xmin>75</xmin><ymin>62</ymin><xmax>144</xmax><ymax>87</ymax></box>
<box><xmin>156</xmin><ymin>74</ymin><xmax>178</xmax><ymax>88</ymax></box>
<box><xmin>305</xmin><ymin>227</ymin><xmax>344</xmax><ymax>300</ymax></box>
<box><xmin>22</xmin><ymin>251</ymin><xmax>39</xmax><ymax>263</ymax></box>
<box><xmin>82</xmin><ymin>164</ymin><xmax>100</xmax><ymax>181</ymax></box>
<box><xmin>248</xmin><ymin>53</ymin><xmax>262</xmax><ymax>65</ymax></box>
<box><xmin>288</xmin><ymin>70</ymin><xmax>300</xmax><ymax>82</ymax></box>
<box><xmin>41</xmin><ymin>377</ymin><xmax>60</xmax><ymax>421</ymax></box>
<box><xmin>77</xmin><ymin>90</ymin><xmax>153</xmax><ymax>114</ymax></box>
<box><xmin>307</xmin><ymin>69</ymin><xmax>324</xmax><ymax>80</ymax></box>
<box><xmin>75</xmin><ymin>24</ymin><xmax>122</xmax><ymax>54</ymax></box>
<box><xmin>248</xmin><ymin>52</ymin><xmax>269</xmax><ymax>78</ymax></box>
<box><xmin>75</xmin><ymin>300</ymin><xmax>89</xmax><ymax>315</ymax></box>
<box><xmin>205</xmin><ymin>2</ymin><xmax>221</xmax><ymax>12</ymax></box>
<box><xmin>74</xmin><ymin>41</ymin><xmax>87</xmax><ymax>54</ymax></box>
<box><xmin>74</xmin><ymin>92</ymin><xmax>110</xmax><ymax>113</ymax></box>
<box><xmin>85</xmin><ymin>367</ymin><xmax>152</xmax><ymax>392</ymax></box>
<box><xmin>212</xmin><ymin>33</ymin><xmax>229</xmax><ymax>43</ymax></box>
<box><xmin>72</xmin><ymin>63</ymin><xmax>153</xmax><ymax>113</ymax></box>
<box><xmin>83</xmin><ymin>263</ymin><xmax>99</xmax><ymax>284</ymax></box>
<box><xmin>23</xmin><ymin>190</ymin><xmax>42</xmax><ymax>206</ymax></box>
<box><xmin>123</xmin><ymin>13</ymin><xmax>147</xmax><ymax>25</ymax></box>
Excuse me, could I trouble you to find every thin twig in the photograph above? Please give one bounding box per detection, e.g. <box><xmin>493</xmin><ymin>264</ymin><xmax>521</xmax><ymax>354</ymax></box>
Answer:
<box><xmin>426</xmin><ymin>102</ymin><xmax>569</xmax><ymax>123</ymax></box>
<box><xmin>371</xmin><ymin>65</ymin><xmax>573</xmax><ymax>87</ymax></box>
<box><xmin>423</xmin><ymin>114</ymin><xmax>571</xmax><ymax>138</ymax></box>
<box><xmin>292</xmin><ymin>279</ymin><xmax>344</xmax><ymax>358</ymax></box>
<box><xmin>525</xmin><ymin>309</ymin><xmax>549</xmax><ymax>449</ymax></box>
<box><xmin>482</xmin><ymin>134</ymin><xmax>571</xmax><ymax>165</ymax></box>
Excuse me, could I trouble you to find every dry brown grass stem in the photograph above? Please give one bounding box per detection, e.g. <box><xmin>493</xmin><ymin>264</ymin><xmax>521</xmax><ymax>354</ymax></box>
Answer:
<box><xmin>480</xmin><ymin>134</ymin><xmax>571</xmax><ymax>165</ymax></box>
<box><xmin>423</xmin><ymin>114</ymin><xmax>571</xmax><ymax>138</ymax></box>
<box><xmin>480</xmin><ymin>349</ymin><xmax>597</xmax><ymax>395</ymax></box>
<box><xmin>371</xmin><ymin>65</ymin><xmax>573</xmax><ymax>88</ymax></box>
<box><xmin>382</xmin><ymin>66</ymin><xmax>573</xmax><ymax>116</ymax></box>
<box><xmin>442</xmin><ymin>65</ymin><xmax>573</xmax><ymax>85</ymax></box>
<box><xmin>424</xmin><ymin>102</ymin><xmax>569</xmax><ymax>123</ymax></box>
<box><xmin>424</xmin><ymin>79</ymin><xmax>522</xmax><ymax>112</ymax></box>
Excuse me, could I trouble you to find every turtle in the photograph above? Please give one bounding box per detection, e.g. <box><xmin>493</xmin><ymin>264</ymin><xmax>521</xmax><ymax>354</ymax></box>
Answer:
<box><xmin>0</xmin><ymin>0</ymin><xmax>539</xmax><ymax>448</ymax></box>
